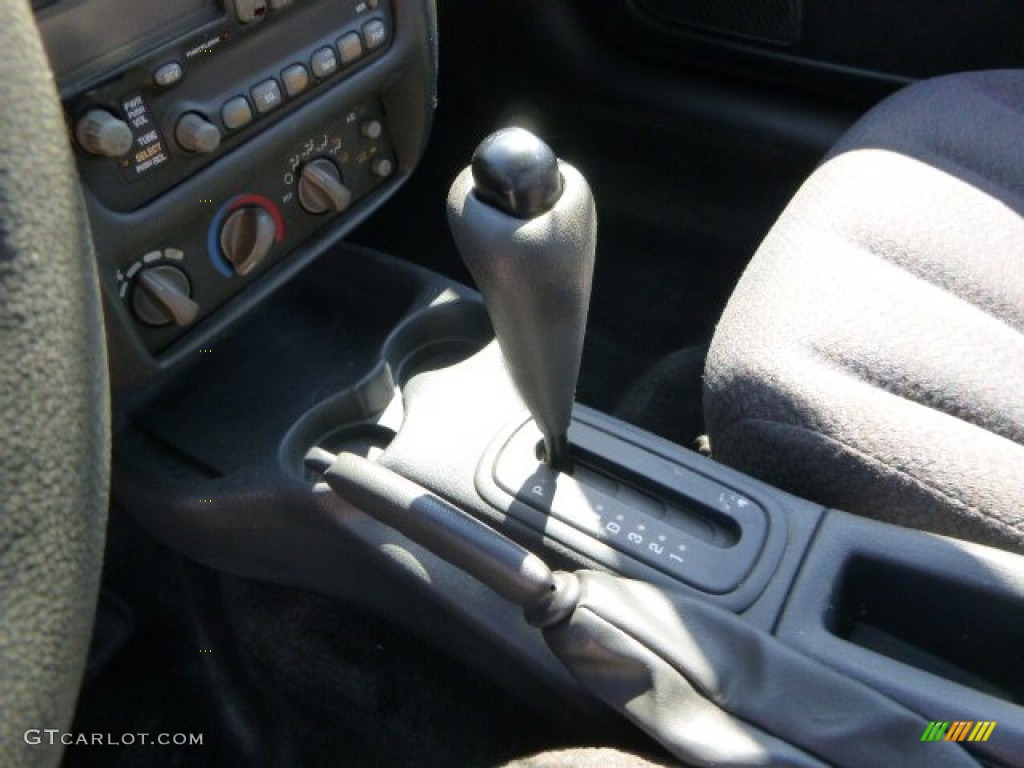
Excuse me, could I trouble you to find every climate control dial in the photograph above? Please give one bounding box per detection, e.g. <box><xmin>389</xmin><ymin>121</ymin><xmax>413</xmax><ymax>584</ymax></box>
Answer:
<box><xmin>297</xmin><ymin>158</ymin><xmax>352</xmax><ymax>214</ymax></box>
<box><xmin>219</xmin><ymin>205</ymin><xmax>278</xmax><ymax>275</ymax></box>
<box><xmin>131</xmin><ymin>265</ymin><xmax>199</xmax><ymax>327</ymax></box>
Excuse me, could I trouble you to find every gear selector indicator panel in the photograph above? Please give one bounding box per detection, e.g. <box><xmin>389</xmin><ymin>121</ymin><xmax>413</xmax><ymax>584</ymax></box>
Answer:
<box><xmin>489</xmin><ymin>416</ymin><xmax>774</xmax><ymax>596</ymax></box>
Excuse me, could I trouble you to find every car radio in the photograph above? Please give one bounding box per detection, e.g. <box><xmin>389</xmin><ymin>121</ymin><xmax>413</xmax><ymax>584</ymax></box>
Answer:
<box><xmin>38</xmin><ymin>0</ymin><xmax>394</xmax><ymax>212</ymax></box>
<box><xmin>34</xmin><ymin>0</ymin><xmax>413</xmax><ymax>357</ymax></box>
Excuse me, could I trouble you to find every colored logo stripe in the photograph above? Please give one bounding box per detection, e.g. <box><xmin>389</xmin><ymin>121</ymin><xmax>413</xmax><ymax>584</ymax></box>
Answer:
<box><xmin>921</xmin><ymin>721</ymin><xmax>996</xmax><ymax>743</ymax></box>
<box><xmin>968</xmin><ymin>722</ymin><xmax>997</xmax><ymax>742</ymax></box>
<box><xmin>945</xmin><ymin>722</ymin><xmax>972</xmax><ymax>741</ymax></box>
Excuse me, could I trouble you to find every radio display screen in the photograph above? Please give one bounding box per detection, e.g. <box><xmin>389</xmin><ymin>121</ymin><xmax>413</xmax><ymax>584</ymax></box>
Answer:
<box><xmin>36</xmin><ymin>0</ymin><xmax>220</xmax><ymax>87</ymax></box>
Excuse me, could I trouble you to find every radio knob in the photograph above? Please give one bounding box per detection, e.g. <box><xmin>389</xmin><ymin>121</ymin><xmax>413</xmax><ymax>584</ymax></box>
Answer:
<box><xmin>131</xmin><ymin>266</ymin><xmax>200</xmax><ymax>327</ymax></box>
<box><xmin>219</xmin><ymin>206</ymin><xmax>277</xmax><ymax>275</ymax></box>
<box><xmin>297</xmin><ymin>158</ymin><xmax>352</xmax><ymax>214</ymax></box>
<box><xmin>175</xmin><ymin>112</ymin><xmax>221</xmax><ymax>154</ymax></box>
<box><xmin>75</xmin><ymin>109</ymin><xmax>134</xmax><ymax>157</ymax></box>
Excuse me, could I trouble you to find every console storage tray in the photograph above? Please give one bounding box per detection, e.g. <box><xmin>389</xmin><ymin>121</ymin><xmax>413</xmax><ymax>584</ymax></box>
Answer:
<box><xmin>777</xmin><ymin>511</ymin><xmax>1024</xmax><ymax>765</ymax></box>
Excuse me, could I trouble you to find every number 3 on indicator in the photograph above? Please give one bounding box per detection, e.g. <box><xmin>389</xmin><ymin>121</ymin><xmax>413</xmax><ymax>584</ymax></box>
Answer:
<box><xmin>627</xmin><ymin>532</ymin><xmax>643</xmax><ymax>545</ymax></box>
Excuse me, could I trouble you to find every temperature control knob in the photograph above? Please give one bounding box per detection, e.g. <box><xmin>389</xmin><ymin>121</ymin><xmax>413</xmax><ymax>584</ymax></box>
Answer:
<box><xmin>175</xmin><ymin>112</ymin><xmax>221</xmax><ymax>154</ymax></box>
<box><xmin>297</xmin><ymin>158</ymin><xmax>352</xmax><ymax>214</ymax></box>
<box><xmin>131</xmin><ymin>266</ymin><xmax>200</xmax><ymax>327</ymax></box>
<box><xmin>219</xmin><ymin>205</ymin><xmax>277</xmax><ymax>275</ymax></box>
<box><xmin>75</xmin><ymin>109</ymin><xmax>134</xmax><ymax>157</ymax></box>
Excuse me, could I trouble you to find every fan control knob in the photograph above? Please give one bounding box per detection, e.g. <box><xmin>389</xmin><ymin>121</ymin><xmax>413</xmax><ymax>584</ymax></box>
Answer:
<box><xmin>131</xmin><ymin>266</ymin><xmax>200</xmax><ymax>327</ymax></box>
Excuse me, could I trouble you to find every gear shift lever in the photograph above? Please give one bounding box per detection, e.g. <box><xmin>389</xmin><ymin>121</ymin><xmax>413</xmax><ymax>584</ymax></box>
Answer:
<box><xmin>447</xmin><ymin>128</ymin><xmax>597</xmax><ymax>471</ymax></box>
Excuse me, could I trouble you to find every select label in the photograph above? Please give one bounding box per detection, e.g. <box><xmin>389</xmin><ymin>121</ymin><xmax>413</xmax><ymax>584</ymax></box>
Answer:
<box><xmin>120</xmin><ymin>94</ymin><xmax>169</xmax><ymax>180</ymax></box>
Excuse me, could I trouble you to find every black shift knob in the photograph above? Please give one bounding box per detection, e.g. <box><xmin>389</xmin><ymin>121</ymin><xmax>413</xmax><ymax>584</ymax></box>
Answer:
<box><xmin>471</xmin><ymin>127</ymin><xmax>564</xmax><ymax>219</ymax></box>
<box><xmin>449</xmin><ymin>128</ymin><xmax>597</xmax><ymax>471</ymax></box>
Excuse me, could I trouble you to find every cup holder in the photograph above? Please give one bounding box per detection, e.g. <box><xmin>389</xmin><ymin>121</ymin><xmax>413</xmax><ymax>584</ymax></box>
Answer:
<box><xmin>282</xmin><ymin>299</ymin><xmax>493</xmax><ymax>476</ymax></box>
<box><xmin>319</xmin><ymin>423</ymin><xmax>397</xmax><ymax>460</ymax></box>
<box><xmin>383</xmin><ymin>299</ymin><xmax>493</xmax><ymax>387</ymax></box>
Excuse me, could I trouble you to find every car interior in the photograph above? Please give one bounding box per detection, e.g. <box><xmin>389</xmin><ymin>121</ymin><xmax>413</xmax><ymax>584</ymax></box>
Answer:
<box><xmin>3</xmin><ymin>0</ymin><xmax>1024</xmax><ymax>766</ymax></box>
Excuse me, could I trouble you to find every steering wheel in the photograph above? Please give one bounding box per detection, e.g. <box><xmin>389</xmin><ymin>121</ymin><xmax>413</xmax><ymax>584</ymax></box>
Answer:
<box><xmin>0</xmin><ymin>2</ymin><xmax>111</xmax><ymax>766</ymax></box>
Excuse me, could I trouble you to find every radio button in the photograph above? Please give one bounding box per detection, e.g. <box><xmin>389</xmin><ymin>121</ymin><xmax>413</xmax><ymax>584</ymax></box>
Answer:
<box><xmin>153</xmin><ymin>62</ymin><xmax>183</xmax><ymax>88</ymax></box>
<box><xmin>337</xmin><ymin>32</ymin><xmax>363</xmax><ymax>65</ymax></box>
<box><xmin>281</xmin><ymin>64</ymin><xmax>310</xmax><ymax>97</ymax></box>
<box><xmin>233</xmin><ymin>0</ymin><xmax>268</xmax><ymax>23</ymax></box>
<box><xmin>251</xmin><ymin>79</ymin><xmax>283</xmax><ymax>114</ymax></box>
<box><xmin>371</xmin><ymin>157</ymin><xmax>394</xmax><ymax>178</ymax></box>
<box><xmin>363</xmin><ymin>19</ymin><xmax>388</xmax><ymax>50</ymax></box>
<box><xmin>311</xmin><ymin>47</ymin><xmax>338</xmax><ymax>79</ymax></box>
<box><xmin>221</xmin><ymin>97</ymin><xmax>254</xmax><ymax>130</ymax></box>
<box><xmin>361</xmin><ymin>119</ymin><xmax>383</xmax><ymax>139</ymax></box>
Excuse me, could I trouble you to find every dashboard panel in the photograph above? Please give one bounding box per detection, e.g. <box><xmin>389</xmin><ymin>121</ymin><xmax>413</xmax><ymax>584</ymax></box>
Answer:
<box><xmin>35</xmin><ymin>0</ymin><xmax>437</xmax><ymax>380</ymax></box>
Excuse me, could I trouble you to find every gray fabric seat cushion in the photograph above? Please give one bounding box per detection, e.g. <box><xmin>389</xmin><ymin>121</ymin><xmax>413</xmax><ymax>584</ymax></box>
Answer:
<box><xmin>704</xmin><ymin>69</ymin><xmax>1024</xmax><ymax>554</ymax></box>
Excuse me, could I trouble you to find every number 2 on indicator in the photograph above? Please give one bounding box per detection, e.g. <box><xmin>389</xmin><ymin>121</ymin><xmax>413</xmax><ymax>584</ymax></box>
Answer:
<box><xmin>648</xmin><ymin>542</ymin><xmax>664</xmax><ymax>555</ymax></box>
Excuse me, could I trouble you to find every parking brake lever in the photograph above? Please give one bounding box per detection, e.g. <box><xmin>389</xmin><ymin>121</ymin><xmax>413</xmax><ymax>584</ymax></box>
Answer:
<box><xmin>306</xmin><ymin>447</ymin><xmax>578</xmax><ymax>627</ymax></box>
